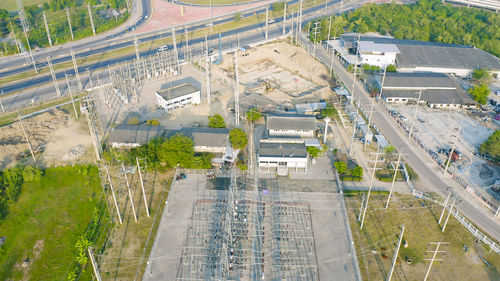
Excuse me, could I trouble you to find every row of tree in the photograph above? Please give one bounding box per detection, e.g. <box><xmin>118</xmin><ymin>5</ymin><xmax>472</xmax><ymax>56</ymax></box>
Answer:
<box><xmin>0</xmin><ymin>0</ymin><xmax>128</xmax><ymax>53</ymax></box>
<box><xmin>310</xmin><ymin>0</ymin><xmax>500</xmax><ymax>58</ymax></box>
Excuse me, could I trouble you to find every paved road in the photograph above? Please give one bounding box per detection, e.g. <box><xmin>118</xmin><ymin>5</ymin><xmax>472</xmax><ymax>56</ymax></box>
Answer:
<box><xmin>0</xmin><ymin>0</ymin><xmax>343</xmax><ymax>81</ymax></box>
<box><xmin>298</xmin><ymin>32</ymin><xmax>500</xmax><ymax>241</ymax></box>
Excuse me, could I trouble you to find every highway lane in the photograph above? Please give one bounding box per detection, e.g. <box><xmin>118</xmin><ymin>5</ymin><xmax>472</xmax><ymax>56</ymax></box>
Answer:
<box><xmin>0</xmin><ymin>0</ymin><xmax>340</xmax><ymax>79</ymax></box>
<box><xmin>1</xmin><ymin>25</ymin><xmax>286</xmax><ymax>113</ymax></box>
<box><xmin>298</xmin><ymin>32</ymin><xmax>500</xmax><ymax>241</ymax></box>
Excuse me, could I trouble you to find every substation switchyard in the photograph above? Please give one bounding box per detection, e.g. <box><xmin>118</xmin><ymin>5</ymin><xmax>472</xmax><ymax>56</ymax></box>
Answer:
<box><xmin>176</xmin><ymin>171</ymin><xmax>319</xmax><ymax>281</ymax></box>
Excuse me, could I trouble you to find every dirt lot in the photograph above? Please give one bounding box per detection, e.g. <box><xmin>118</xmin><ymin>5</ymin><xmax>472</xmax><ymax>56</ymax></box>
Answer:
<box><xmin>0</xmin><ymin>107</ymin><xmax>94</xmax><ymax>168</ymax></box>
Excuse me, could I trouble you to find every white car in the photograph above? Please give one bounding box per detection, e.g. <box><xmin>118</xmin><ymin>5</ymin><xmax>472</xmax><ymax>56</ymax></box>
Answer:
<box><xmin>158</xmin><ymin>45</ymin><xmax>168</xmax><ymax>52</ymax></box>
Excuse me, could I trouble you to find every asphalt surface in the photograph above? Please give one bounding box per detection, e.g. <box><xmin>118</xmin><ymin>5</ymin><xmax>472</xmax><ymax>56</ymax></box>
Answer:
<box><xmin>298</xmin><ymin>32</ymin><xmax>500</xmax><ymax>241</ymax></box>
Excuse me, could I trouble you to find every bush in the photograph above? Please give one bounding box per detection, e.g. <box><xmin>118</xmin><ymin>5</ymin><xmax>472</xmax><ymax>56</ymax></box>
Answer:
<box><xmin>480</xmin><ymin>130</ymin><xmax>500</xmax><ymax>159</ymax></box>
<box><xmin>468</xmin><ymin>83</ymin><xmax>490</xmax><ymax>105</ymax></box>
<box><xmin>208</xmin><ymin>114</ymin><xmax>226</xmax><ymax>128</ymax></box>
<box><xmin>246</xmin><ymin>108</ymin><xmax>262</xmax><ymax>122</ymax></box>
<box><xmin>386</xmin><ymin>64</ymin><xmax>397</xmax><ymax>72</ymax></box>
<box><xmin>229</xmin><ymin>128</ymin><xmax>248</xmax><ymax>149</ymax></box>
<box><xmin>307</xmin><ymin>146</ymin><xmax>320</xmax><ymax>158</ymax></box>
<box><xmin>351</xmin><ymin>166</ymin><xmax>363</xmax><ymax>178</ymax></box>
<box><xmin>334</xmin><ymin>160</ymin><xmax>348</xmax><ymax>175</ymax></box>
<box><xmin>472</xmin><ymin>68</ymin><xmax>491</xmax><ymax>82</ymax></box>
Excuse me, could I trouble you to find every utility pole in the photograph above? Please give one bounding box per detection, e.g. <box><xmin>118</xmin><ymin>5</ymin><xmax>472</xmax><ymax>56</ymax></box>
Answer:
<box><xmin>438</xmin><ymin>189</ymin><xmax>452</xmax><ymax>224</ymax></box>
<box><xmin>386</xmin><ymin>224</ymin><xmax>405</xmax><ymax>281</ymax></box>
<box><xmin>9</xmin><ymin>21</ymin><xmax>20</xmax><ymax>54</ymax></box>
<box><xmin>443</xmin><ymin>123</ymin><xmax>461</xmax><ymax>175</ymax></box>
<box><xmin>408</xmin><ymin>90</ymin><xmax>422</xmax><ymax>139</ymax></box>
<box><xmin>385</xmin><ymin>153</ymin><xmax>402</xmax><ymax>209</ymax></box>
<box><xmin>205</xmin><ymin>33</ymin><xmax>211</xmax><ymax>105</ymax></box>
<box><xmin>88</xmin><ymin>4</ymin><xmax>96</xmax><ymax>36</ymax></box>
<box><xmin>441</xmin><ymin>196</ymin><xmax>456</xmax><ymax>232</ymax></box>
<box><xmin>357</xmin><ymin>194</ymin><xmax>365</xmax><ymax>221</ymax></box>
<box><xmin>351</xmin><ymin>34</ymin><xmax>361</xmax><ymax>104</ymax></box>
<box><xmin>265</xmin><ymin>7</ymin><xmax>269</xmax><ymax>40</ymax></box>
<box><xmin>328</xmin><ymin>15</ymin><xmax>332</xmax><ymax>40</ymax></box>
<box><xmin>282</xmin><ymin>3</ymin><xmax>287</xmax><ymax>35</ymax></box>
<box><xmin>423</xmin><ymin>241</ymin><xmax>449</xmax><ymax>281</ymax></box>
<box><xmin>47</xmin><ymin>57</ymin><xmax>61</xmax><ymax>97</ymax></box>
<box><xmin>64</xmin><ymin>73</ymin><xmax>79</xmax><ymax>118</ymax></box>
<box><xmin>88</xmin><ymin>247</ymin><xmax>102</xmax><ymax>281</ymax></box>
<box><xmin>312</xmin><ymin>20</ymin><xmax>320</xmax><ymax>57</ymax></box>
<box><xmin>210</xmin><ymin>0</ymin><xmax>213</xmax><ymax>31</ymax></box>
<box><xmin>134</xmin><ymin>36</ymin><xmax>140</xmax><ymax>61</ymax></box>
<box><xmin>364</xmin><ymin>96</ymin><xmax>375</xmax><ymax>149</ymax></box>
<box><xmin>324</xmin><ymin>117</ymin><xmax>331</xmax><ymax>144</ymax></box>
<box><xmin>122</xmin><ymin>164</ymin><xmax>138</xmax><ymax>222</ymax></box>
<box><xmin>136</xmin><ymin>157</ymin><xmax>150</xmax><ymax>217</ymax></box>
<box><xmin>17</xmin><ymin>0</ymin><xmax>37</xmax><ymax>73</ymax></box>
<box><xmin>348</xmin><ymin>113</ymin><xmax>357</xmax><ymax>157</ymax></box>
<box><xmin>324</xmin><ymin>0</ymin><xmax>328</xmax><ymax>15</ymax></box>
<box><xmin>17</xmin><ymin>111</ymin><xmax>36</xmax><ymax>162</ymax></box>
<box><xmin>299</xmin><ymin>0</ymin><xmax>303</xmax><ymax>32</ymax></box>
<box><xmin>171</xmin><ymin>26</ymin><xmax>179</xmax><ymax>73</ymax></box>
<box><xmin>105</xmin><ymin>165</ymin><xmax>123</xmax><ymax>224</ymax></box>
<box><xmin>42</xmin><ymin>12</ymin><xmax>52</xmax><ymax>46</ymax></box>
<box><xmin>0</xmin><ymin>90</ymin><xmax>5</xmax><ymax>113</ymax></box>
<box><xmin>360</xmin><ymin>153</ymin><xmax>380</xmax><ymax>229</ymax></box>
<box><xmin>70</xmin><ymin>48</ymin><xmax>82</xmax><ymax>91</ymax></box>
<box><xmin>184</xmin><ymin>25</ymin><xmax>190</xmax><ymax>61</ymax></box>
<box><xmin>66</xmin><ymin>8</ymin><xmax>74</xmax><ymax>40</ymax></box>
<box><xmin>234</xmin><ymin>50</ymin><xmax>240</xmax><ymax>127</ymax></box>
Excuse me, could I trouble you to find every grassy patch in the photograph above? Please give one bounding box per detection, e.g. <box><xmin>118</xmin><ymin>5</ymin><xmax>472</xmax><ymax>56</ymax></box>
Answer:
<box><xmin>0</xmin><ymin>165</ymin><xmax>104</xmax><ymax>280</ymax></box>
<box><xmin>2</xmin><ymin>0</ymin><xmax>46</xmax><ymax>12</ymax></box>
<box><xmin>345</xmin><ymin>193</ymin><xmax>500</xmax><ymax>280</ymax></box>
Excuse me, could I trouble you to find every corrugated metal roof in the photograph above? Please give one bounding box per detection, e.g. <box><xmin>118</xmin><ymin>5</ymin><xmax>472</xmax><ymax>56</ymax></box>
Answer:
<box><xmin>156</xmin><ymin>83</ymin><xmax>199</xmax><ymax>101</ymax></box>
<box><xmin>267</xmin><ymin>114</ymin><xmax>316</xmax><ymax>131</ymax></box>
<box><xmin>109</xmin><ymin>124</ymin><xmax>165</xmax><ymax>145</ymax></box>
<box><xmin>259</xmin><ymin>142</ymin><xmax>307</xmax><ymax>158</ymax></box>
<box><xmin>175</xmin><ymin>127</ymin><xmax>229</xmax><ymax>148</ymax></box>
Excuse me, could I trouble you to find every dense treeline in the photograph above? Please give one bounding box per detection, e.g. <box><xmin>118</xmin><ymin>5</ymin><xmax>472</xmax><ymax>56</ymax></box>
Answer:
<box><xmin>0</xmin><ymin>0</ymin><xmax>128</xmax><ymax>54</ymax></box>
<box><xmin>310</xmin><ymin>0</ymin><xmax>500</xmax><ymax>58</ymax></box>
<box><xmin>105</xmin><ymin>134</ymin><xmax>214</xmax><ymax>170</ymax></box>
<box><xmin>0</xmin><ymin>166</ymin><xmax>42</xmax><ymax>220</ymax></box>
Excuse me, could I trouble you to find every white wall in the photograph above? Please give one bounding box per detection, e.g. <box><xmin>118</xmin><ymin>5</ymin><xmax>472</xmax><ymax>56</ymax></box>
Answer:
<box><xmin>156</xmin><ymin>90</ymin><xmax>201</xmax><ymax>111</ymax></box>
<box><xmin>269</xmin><ymin>129</ymin><xmax>314</xmax><ymax>138</ymax></box>
<box><xmin>360</xmin><ymin>53</ymin><xmax>397</xmax><ymax>68</ymax></box>
<box><xmin>258</xmin><ymin>156</ymin><xmax>308</xmax><ymax>169</ymax></box>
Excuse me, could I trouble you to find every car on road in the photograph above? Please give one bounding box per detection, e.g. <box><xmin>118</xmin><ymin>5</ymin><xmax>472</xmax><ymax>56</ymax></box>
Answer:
<box><xmin>267</xmin><ymin>19</ymin><xmax>276</xmax><ymax>24</ymax></box>
<box><xmin>158</xmin><ymin>45</ymin><xmax>169</xmax><ymax>52</ymax></box>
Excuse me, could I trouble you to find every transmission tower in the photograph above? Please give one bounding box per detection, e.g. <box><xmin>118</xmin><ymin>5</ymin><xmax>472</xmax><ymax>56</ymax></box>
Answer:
<box><xmin>233</xmin><ymin>50</ymin><xmax>240</xmax><ymax>127</ymax></box>
<box><xmin>47</xmin><ymin>57</ymin><xmax>61</xmax><ymax>97</ymax></box>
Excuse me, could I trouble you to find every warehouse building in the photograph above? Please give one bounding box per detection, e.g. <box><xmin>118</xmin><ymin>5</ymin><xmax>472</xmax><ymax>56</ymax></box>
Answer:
<box><xmin>266</xmin><ymin>114</ymin><xmax>316</xmax><ymax>138</ymax></box>
<box><xmin>155</xmin><ymin>83</ymin><xmax>201</xmax><ymax>112</ymax></box>
<box><xmin>377</xmin><ymin>72</ymin><xmax>476</xmax><ymax>108</ymax></box>
<box><xmin>326</xmin><ymin>33</ymin><xmax>500</xmax><ymax>77</ymax></box>
<box><xmin>109</xmin><ymin>124</ymin><xmax>165</xmax><ymax>148</ymax></box>
<box><xmin>258</xmin><ymin>142</ymin><xmax>308</xmax><ymax>175</ymax></box>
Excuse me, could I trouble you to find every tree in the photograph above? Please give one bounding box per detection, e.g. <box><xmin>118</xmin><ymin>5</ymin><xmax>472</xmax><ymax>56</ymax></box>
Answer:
<box><xmin>229</xmin><ymin>128</ymin><xmax>248</xmax><ymax>149</ymax></box>
<box><xmin>334</xmin><ymin>160</ymin><xmax>348</xmax><ymax>175</ymax></box>
<box><xmin>468</xmin><ymin>83</ymin><xmax>490</xmax><ymax>105</ymax></box>
<box><xmin>351</xmin><ymin>166</ymin><xmax>363</xmax><ymax>178</ymax></box>
<box><xmin>160</xmin><ymin>134</ymin><xmax>195</xmax><ymax>168</ymax></box>
<box><xmin>246</xmin><ymin>108</ymin><xmax>262</xmax><ymax>122</ymax></box>
<box><xmin>307</xmin><ymin>146</ymin><xmax>320</xmax><ymax>158</ymax></box>
<box><xmin>472</xmin><ymin>68</ymin><xmax>491</xmax><ymax>82</ymax></box>
<box><xmin>208</xmin><ymin>114</ymin><xmax>226</xmax><ymax>128</ymax></box>
<box><xmin>480</xmin><ymin>130</ymin><xmax>500</xmax><ymax>159</ymax></box>
<box><xmin>386</xmin><ymin>64</ymin><xmax>397</xmax><ymax>72</ymax></box>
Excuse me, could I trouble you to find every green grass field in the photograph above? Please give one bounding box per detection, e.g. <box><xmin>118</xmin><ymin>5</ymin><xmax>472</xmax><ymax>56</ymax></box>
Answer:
<box><xmin>0</xmin><ymin>165</ymin><xmax>104</xmax><ymax>280</ymax></box>
<box><xmin>1</xmin><ymin>0</ymin><xmax>46</xmax><ymax>12</ymax></box>
<box><xmin>345</xmin><ymin>193</ymin><xmax>500</xmax><ymax>280</ymax></box>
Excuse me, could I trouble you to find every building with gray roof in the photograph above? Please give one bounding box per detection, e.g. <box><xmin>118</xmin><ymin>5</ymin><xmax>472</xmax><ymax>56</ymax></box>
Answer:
<box><xmin>330</xmin><ymin>33</ymin><xmax>500</xmax><ymax>77</ymax></box>
<box><xmin>109</xmin><ymin>124</ymin><xmax>165</xmax><ymax>148</ymax></box>
<box><xmin>258</xmin><ymin>142</ymin><xmax>308</xmax><ymax>175</ymax></box>
<box><xmin>266</xmin><ymin>114</ymin><xmax>316</xmax><ymax>138</ymax></box>
<box><xmin>176</xmin><ymin>127</ymin><xmax>230</xmax><ymax>153</ymax></box>
<box><xmin>156</xmin><ymin>83</ymin><xmax>201</xmax><ymax>112</ymax></box>
<box><xmin>377</xmin><ymin>72</ymin><xmax>475</xmax><ymax>108</ymax></box>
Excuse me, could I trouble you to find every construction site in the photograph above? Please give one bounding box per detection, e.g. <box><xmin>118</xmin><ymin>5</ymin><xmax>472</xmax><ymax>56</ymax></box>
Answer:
<box><xmin>144</xmin><ymin>170</ymin><xmax>359</xmax><ymax>281</ymax></box>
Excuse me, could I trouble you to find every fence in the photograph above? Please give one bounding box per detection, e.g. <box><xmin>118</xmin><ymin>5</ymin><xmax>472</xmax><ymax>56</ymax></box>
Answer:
<box><xmin>296</xmin><ymin>32</ymin><xmax>500</xmax><ymax>254</ymax></box>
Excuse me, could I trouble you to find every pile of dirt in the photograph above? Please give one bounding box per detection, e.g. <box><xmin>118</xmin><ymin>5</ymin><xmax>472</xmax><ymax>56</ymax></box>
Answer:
<box><xmin>0</xmin><ymin>109</ymin><xmax>68</xmax><ymax>168</ymax></box>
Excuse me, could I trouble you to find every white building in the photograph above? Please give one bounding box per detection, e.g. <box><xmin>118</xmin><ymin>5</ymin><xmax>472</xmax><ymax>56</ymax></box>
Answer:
<box><xmin>156</xmin><ymin>83</ymin><xmax>201</xmax><ymax>112</ymax></box>
<box><xmin>267</xmin><ymin>114</ymin><xmax>316</xmax><ymax>138</ymax></box>
<box><xmin>258</xmin><ymin>142</ymin><xmax>308</xmax><ymax>175</ymax></box>
<box><xmin>357</xmin><ymin>41</ymin><xmax>400</xmax><ymax>68</ymax></box>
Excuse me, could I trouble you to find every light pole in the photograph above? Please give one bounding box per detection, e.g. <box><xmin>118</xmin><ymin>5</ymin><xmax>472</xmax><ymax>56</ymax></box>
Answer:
<box><xmin>324</xmin><ymin>117</ymin><xmax>331</xmax><ymax>144</ymax></box>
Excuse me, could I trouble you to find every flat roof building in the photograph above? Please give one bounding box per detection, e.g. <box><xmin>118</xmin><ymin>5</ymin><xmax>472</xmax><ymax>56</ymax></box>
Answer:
<box><xmin>357</xmin><ymin>40</ymin><xmax>400</xmax><ymax>68</ymax></box>
<box><xmin>258</xmin><ymin>142</ymin><xmax>308</xmax><ymax>175</ymax></box>
<box><xmin>328</xmin><ymin>33</ymin><xmax>500</xmax><ymax>77</ymax></box>
<box><xmin>377</xmin><ymin>72</ymin><xmax>475</xmax><ymax>108</ymax></box>
<box><xmin>266</xmin><ymin>114</ymin><xmax>316</xmax><ymax>138</ymax></box>
<box><xmin>176</xmin><ymin>127</ymin><xmax>230</xmax><ymax>154</ymax></box>
<box><xmin>156</xmin><ymin>83</ymin><xmax>201</xmax><ymax>112</ymax></box>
